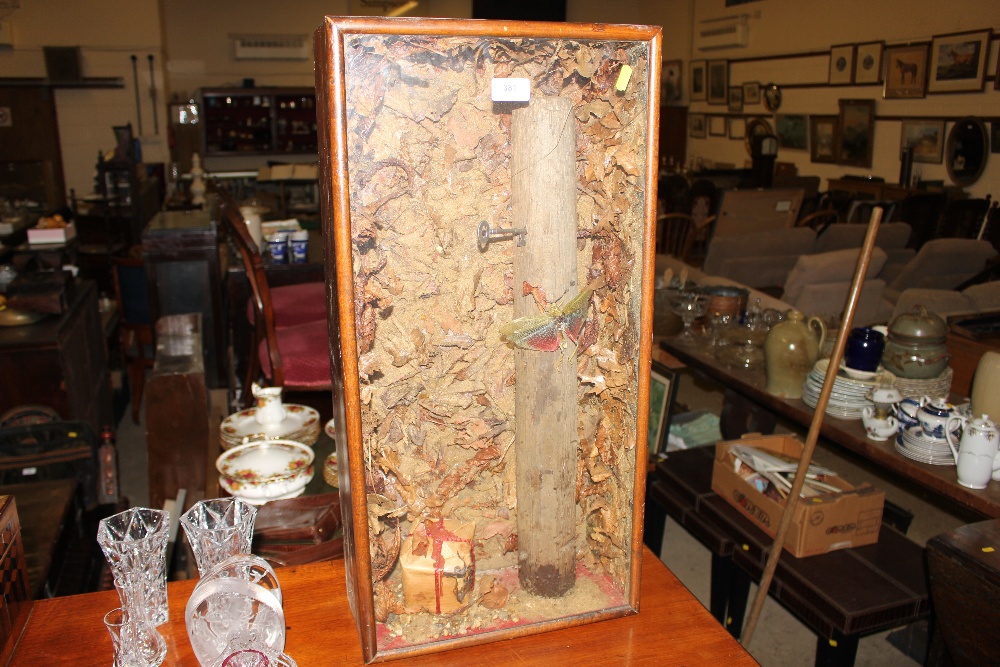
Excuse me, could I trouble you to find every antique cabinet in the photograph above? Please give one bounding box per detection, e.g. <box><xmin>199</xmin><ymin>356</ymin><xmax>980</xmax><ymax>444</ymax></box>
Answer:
<box><xmin>141</xmin><ymin>209</ymin><xmax>227</xmax><ymax>388</ymax></box>
<box><xmin>316</xmin><ymin>17</ymin><xmax>661</xmax><ymax>662</ymax></box>
<box><xmin>0</xmin><ymin>280</ymin><xmax>112</xmax><ymax>433</ymax></box>
<box><xmin>200</xmin><ymin>87</ymin><xmax>318</xmax><ymax>156</ymax></box>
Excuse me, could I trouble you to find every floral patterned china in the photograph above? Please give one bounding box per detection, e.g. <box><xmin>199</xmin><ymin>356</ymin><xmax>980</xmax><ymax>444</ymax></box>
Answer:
<box><xmin>220</xmin><ymin>405</ymin><xmax>320</xmax><ymax>449</ymax></box>
<box><xmin>216</xmin><ymin>440</ymin><xmax>315</xmax><ymax>505</ymax></box>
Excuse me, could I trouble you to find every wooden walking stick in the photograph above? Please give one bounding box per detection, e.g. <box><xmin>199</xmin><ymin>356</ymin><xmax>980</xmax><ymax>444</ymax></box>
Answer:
<box><xmin>740</xmin><ymin>207</ymin><xmax>884</xmax><ymax>646</ymax></box>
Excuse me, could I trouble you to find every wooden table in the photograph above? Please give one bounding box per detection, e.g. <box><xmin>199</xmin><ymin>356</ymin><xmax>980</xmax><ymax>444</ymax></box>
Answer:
<box><xmin>8</xmin><ymin>548</ymin><xmax>756</xmax><ymax>666</ymax></box>
<box><xmin>659</xmin><ymin>337</ymin><xmax>1000</xmax><ymax>518</ymax></box>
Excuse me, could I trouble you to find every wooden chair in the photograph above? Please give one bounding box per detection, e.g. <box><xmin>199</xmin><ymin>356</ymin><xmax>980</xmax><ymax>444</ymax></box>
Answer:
<box><xmin>656</xmin><ymin>213</ymin><xmax>698</xmax><ymax>261</ymax></box>
<box><xmin>217</xmin><ymin>191</ymin><xmax>332</xmax><ymax>407</ymax></box>
<box><xmin>110</xmin><ymin>251</ymin><xmax>154</xmax><ymax>424</ymax></box>
<box><xmin>794</xmin><ymin>209</ymin><xmax>839</xmax><ymax>234</ymax></box>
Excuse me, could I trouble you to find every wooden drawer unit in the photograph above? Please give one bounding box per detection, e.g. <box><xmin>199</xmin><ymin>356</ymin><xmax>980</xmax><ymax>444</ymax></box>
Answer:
<box><xmin>0</xmin><ymin>496</ymin><xmax>31</xmax><ymax>666</ymax></box>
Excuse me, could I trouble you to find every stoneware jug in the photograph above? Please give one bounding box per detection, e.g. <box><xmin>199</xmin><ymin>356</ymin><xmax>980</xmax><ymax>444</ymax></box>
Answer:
<box><xmin>764</xmin><ymin>310</ymin><xmax>827</xmax><ymax>399</ymax></box>
<box><xmin>252</xmin><ymin>383</ymin><xmax>286</xmax><ymax>427</ymax></box>
<box><xmin>945</xmin><ymin>414</ymin><xmax>1000</xmax><ymax>489</ymax></box>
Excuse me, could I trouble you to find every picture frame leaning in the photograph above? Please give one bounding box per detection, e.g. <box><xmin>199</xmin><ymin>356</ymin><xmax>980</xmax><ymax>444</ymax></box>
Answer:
<box><xmin>648</xmin><ymin>361</ymin><xmax>678</xmax><ymax>459</ymax></box>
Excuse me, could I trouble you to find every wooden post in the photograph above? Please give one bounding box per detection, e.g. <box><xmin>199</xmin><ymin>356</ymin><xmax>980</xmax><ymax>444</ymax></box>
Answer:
<box><xmin>740</xmin><ymin>207</ymin><xmax>884</xmax><ymax>646</ymax></box>
<box><xmin>511</xmin><ymin>97</ymin><xmax>578</xmax><ymax>597</ymax></box>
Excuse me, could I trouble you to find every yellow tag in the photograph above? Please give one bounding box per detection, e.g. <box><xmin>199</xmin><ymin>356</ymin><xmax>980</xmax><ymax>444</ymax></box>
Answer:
<box><xmin>68</xmin><ymin>431</ymin><xmax>77</xmax><ymax>438</ymax></box>
<box><xmin>615</xmin><ymin>65</ymin><xmax>633</xmax><ymax>92</ymax></box>
<box><xmin>829</xmin><ymin>639</ymin><xmax>838</xmax><ymax>647</ymax></box>
<box><xmin>742</xmin><ymin>543</ymin><xmax>749</xmax><ymax>551</ymax></box>
<box><xmin>983</xmin><ymin>546</ymin><xmax>995</xmax><ymax>553</ymax></box>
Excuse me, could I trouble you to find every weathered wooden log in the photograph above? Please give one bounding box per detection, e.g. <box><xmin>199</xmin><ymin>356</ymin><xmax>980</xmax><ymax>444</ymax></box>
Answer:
<box><xmin>511</xmin><ymin>96</ymin><xmax>578</xmax><ymax>597</ymax></box>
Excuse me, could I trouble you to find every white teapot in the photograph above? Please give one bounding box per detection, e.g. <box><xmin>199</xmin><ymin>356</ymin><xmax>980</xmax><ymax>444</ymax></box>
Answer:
<box><xmin>946</xmin><ymin>414</ymin><xmax>1000</xmax><ymax>489</ymax></box>
<box><xmin>252</xmin><ymin>383</ymin><xmax>287</xmax><ymax>427</ymax></box>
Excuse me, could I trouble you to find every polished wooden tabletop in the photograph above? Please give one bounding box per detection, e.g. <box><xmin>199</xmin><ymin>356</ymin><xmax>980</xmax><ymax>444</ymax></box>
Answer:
<box><xmin>660</xmin><ymin>336</ymin><xmax>1000</xmax><ymax>518</ymax></box>
<box><xmin>9</xmin><ymin>547</ymin><xmax>757</xmax><ymax>666</ymax></box>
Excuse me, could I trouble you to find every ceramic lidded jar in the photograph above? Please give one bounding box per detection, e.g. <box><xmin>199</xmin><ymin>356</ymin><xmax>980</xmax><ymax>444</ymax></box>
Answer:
<box><xmin>764</xmin><ymin>310</ymin><xmax>827</xmax><ymax>398</ymax></box>
<box><xmin>881</xmin><ymin>306</ymin><xmax>950</xmax><ymax>379</ymax></box>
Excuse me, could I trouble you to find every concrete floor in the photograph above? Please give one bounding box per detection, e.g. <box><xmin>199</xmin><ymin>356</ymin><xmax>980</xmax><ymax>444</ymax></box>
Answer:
<box><xmin>115</xmin><ymin>368</ymin><xmax>968</xmax><ymax>666</ymax></box>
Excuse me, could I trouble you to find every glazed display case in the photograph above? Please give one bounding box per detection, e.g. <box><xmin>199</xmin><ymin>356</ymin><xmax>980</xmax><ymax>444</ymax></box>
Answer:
<box><xmin>315</xmin><ymin>17</ymin><xmax>661</xmax><ymax>662</ymax></box>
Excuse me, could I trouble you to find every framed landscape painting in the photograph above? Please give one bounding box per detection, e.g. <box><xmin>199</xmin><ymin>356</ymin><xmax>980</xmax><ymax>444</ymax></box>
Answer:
<box><xmin>707</xmin><ymin>60</ymin><xmax>729</xmax><ymax>105</ymax></box>
<box><xmin>900</xmin><ymin>119</ymin><xmax>945</xmax><ymax>164</ymax></box>
<box><xmin>690</xmin><ymin>60</ymin><xmax>707</xmax><ymax>101</ymax></box>
<box><xmin>809</xmin><ymin>115</ymin><xmax>838</xmax><ymax>163</ymax></box>
<box><xmin>837</xmin><ymin>99</ymin><xmax>875</xmax><ymax>168</ymax></box>
<box><xmin>743</xmin><ymin>81</ymin><xmax>761</xmax><ymax>105</ymax></box>
<box><xmin>883</xmin><ymin>43</ymin><xmax>929</xmax><ymax>99</ymax></box>
<box><xmin>776</xmin><ymin>114</ymin><xmax>808</xmax><ymax>150</ymax></box>
<box><xmin>648</xmin><ymin>362</ymin><xmax>678</xmax><ymax>459</ymax></box>
<box><xmin>928</xmin><ymin>29</ymin><xmax>992</xmax><ymax>93</ymax></box>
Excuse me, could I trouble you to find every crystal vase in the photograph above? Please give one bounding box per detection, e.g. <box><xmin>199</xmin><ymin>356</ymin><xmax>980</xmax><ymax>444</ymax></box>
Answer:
<box><xmin>98</xmin><ymin>508</ymin><xmax>170</xmax><ymax>626</ymax></box>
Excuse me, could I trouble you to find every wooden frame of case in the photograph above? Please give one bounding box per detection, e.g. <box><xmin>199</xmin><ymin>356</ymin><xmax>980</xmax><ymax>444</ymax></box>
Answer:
<box><xmin>315</xmin><ymin>17</ymin><xmax>661</xmax><ymax>663</ymax></box>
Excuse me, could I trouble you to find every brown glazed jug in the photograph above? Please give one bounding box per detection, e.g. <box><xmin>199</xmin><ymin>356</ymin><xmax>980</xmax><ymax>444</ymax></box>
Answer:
<box><xmin>764</xmin><ymin>310</ymin><xmax>827</xmax><ymax>398</ymax></box>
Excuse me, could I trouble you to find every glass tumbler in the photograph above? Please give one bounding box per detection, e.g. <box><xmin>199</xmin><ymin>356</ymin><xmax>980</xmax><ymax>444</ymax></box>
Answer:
<box><xmin>104</xmin><ymin>607</ymin><xmax>167</xmax><ymax>667</ymax></box>
<box><xmin>98</xmin><ymin>508</ymin><xmax>170</xmax><ymax>627</ymax></box>
<box><xmin>181</xmin><ymin>498</ymin><xmax>258</xmax><ymax>576</ymax></box>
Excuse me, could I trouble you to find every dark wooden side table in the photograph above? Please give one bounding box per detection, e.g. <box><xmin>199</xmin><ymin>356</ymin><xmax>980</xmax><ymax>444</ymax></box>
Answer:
<box><xmin>925</xmin><ymin>518</ymin><xmax>1000</xmax><ymax>666</ymax></box>
<box><xmin>0</xmin><ymin>280</ymin><xmax>112</xmax><ymax>432</ymax></box>
<box><xmin>647</xmin><ymin>446</ymin><xmax>930</xmax><ymax>667</ymax></box>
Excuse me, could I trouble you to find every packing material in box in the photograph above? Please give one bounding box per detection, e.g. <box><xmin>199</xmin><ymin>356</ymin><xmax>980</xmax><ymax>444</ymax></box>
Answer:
<box><xmin>711</xmin><ymin>434</ymin><xmax>884</xmax><ymax>557</ymax></box>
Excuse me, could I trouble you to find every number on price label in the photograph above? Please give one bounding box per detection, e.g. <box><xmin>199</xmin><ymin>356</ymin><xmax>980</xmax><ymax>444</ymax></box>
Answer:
<box><xmin>491</xmin><ymin>78</ymin><xmax>530</xmax><ymax>102</ymax></box>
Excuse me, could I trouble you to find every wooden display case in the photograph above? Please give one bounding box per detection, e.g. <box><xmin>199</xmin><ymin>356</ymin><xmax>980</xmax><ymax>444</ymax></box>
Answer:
<box><xmin>200</xmin><ymin>87</ymin><xmax>318</xmax><ymax>156</ymax></box>
<box><xmin>316</xmin><ymin>17</ymin><xmax>662</xmax><ymax>662</ymax></box>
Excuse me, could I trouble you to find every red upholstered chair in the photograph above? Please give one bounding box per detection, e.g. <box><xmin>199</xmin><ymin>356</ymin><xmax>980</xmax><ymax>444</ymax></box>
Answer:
<box><xmin>217</xmin><ymin>191</ymin><xmax>332</xmax><ymax>407</ymax></box>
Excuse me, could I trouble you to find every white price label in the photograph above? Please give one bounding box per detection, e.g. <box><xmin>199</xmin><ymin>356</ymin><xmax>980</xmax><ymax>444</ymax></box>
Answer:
<box><xmin>491</xmin><ymin>78</ymin><xmax>531</xmax><ymax>102</ymax></box>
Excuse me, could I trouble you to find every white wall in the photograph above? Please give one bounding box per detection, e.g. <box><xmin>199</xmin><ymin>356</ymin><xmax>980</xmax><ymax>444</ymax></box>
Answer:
<box><xmin>0</xmin><ymin>1</ymin><xmax>167</xmax><ymax>197</ymax></box>
<box><xmin>2</xmin><ymin>0</ymin><xmax>995</xmax><ymax>199</ymax></box>
<box><xmin>682</xmin><ymin>0</ymin><xmax>999</xmax><ymax>198</ymax></box>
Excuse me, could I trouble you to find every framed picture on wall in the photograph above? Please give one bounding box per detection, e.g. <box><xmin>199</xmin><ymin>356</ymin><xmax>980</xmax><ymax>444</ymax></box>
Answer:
<box><xmin>661</xmin><ymin>59</ymin><xmax>683</xmax><ymax>104</ymax></box>
<box><xmin>928</xmin><ymin>29</ymin><xmax>992</xmax><ymax>93</ymax></box>
<box><xmin>854</xmin><ymin>41</ymin><xmax>884</xmax><ymax>84</ymax></box>
<box><xmin>883</xmin><ymin>43</ymin><xmax>929</xmax><ymax>99</ymax></box>
<box><xmin>836</xmin><ymin>99</ymin><xmax>875</xmax><ymax>168</ymax></box>
<box><xmin>809</xmin><ymin>115</ymin><xmax>838</xmax><ymax>163</ymax></box>
<box><xmin>742</xmin><ymin>81</ymin><xmax>761</xmax><ymax>105</ymax></box>
<box><xmin>648</xmin><ymin>361</ymin><xmax>678</xmax><ymax>459</ymax></box>
<box><xmin>829</xmin><ymin>44</ymin><xmax>856</xmax><ymax>85</ymax></box>
<box><xmin>707</xmin><ymin>60</ymin><xmax>729</xmax><ymax>105</ymax></box>
<box><xmin>690</xmin><ymin>60</ymin><xmax>707</xmax><ymax>101</ymax></box>
<box><xmin>709</xmin><ymin>115</ymin><xmax>727</xmax><ymax>137</ymax></box>
<box><xmin>728</xmin><ymin>86</ymin><xmax>744</xmax><ymax>112</ymax></box>
<box><xmin>900</xmin><ymin>119</ymin><xmax>945</xmax><ymax>164</ymax></box>
<box><xmin>776</xmin><ymin>114</ymin><xmax>808</xmax><ymax>150</ymax></box>
<box><xmin>729</xmin><ymin>117</ymin><xmax>746</xmax><ymax>140</ymax></box>
<box><xmin>689</xmin><ymin>113</ymin><xmax>707</xmax><ymax>138</ymax></box>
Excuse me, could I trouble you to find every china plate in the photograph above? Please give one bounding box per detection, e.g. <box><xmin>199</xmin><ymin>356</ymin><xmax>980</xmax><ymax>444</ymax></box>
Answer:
<box><xmin>220</xmin><ymin>405</ymin><xmax>320</xmax><ymax>446</ymax></box>
<box><xmin>894</xmin><ymin>441</ymin><xmax>955</xmax><ymax>465</ymax></box>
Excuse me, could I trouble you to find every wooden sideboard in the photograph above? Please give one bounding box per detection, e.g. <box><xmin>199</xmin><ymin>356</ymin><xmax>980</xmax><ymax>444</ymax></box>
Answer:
<box><xmin>827</xmin><ymin>178</ymin><xmax>965</xmax><ymax>202</ymax></box>
<box><xmin>0</xmin><ymin>280</ymin><xmax>112</xmax><ymax>432</ymax></box>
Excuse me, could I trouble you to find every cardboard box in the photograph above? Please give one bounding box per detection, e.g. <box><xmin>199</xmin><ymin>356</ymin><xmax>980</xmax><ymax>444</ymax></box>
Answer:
<box><xmin>27</xmin><ymin>223</ymin><xmax>75</xmax><ymax>244</ymax></box>
<box><xmin>711</xmin><ymin>434</ymin><xmax>884</xmax><ymax>557</ymax></box>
